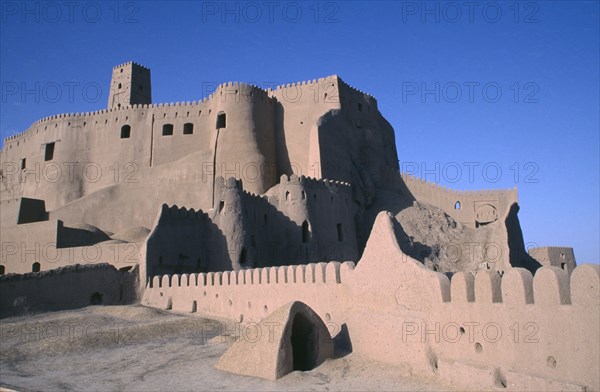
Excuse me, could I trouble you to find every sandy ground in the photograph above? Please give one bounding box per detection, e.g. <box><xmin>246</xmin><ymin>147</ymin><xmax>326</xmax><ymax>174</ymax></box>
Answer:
<box><xmin>0</xmin><ymin>305</ymin><xmax>459</xmax><ymax>391</ymax></box>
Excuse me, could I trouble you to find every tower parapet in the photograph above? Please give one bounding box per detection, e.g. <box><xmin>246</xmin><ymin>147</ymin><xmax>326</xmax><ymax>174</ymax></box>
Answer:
<box><xmin>108</xmin><ymin>61</ymin><xmax>152</xmax><ymax>109</ymax></box>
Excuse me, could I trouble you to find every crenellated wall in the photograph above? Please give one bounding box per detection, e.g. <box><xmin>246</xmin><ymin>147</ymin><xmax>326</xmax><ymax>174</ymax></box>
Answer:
<box><xmin>141</xmin><ymin>212</ymin><xmax>599</xmax><ymax>391</ymax></box>
<box><xmin>142</xmin><ymin>260</ymin><xmax>356</xmax><ymax>329</ymax></box>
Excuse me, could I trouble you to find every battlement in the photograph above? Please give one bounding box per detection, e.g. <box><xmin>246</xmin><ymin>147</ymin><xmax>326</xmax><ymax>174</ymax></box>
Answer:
<box><xmin>337</xmin><ymin>76</ymin><xmax>376</xmax><ymax>101</ymax></box>
<box><xmin>279</xmin><ymin>173</ymin><xmax>352</xmax><ymax>190</ymax></box>
<box><xmin>447</xmin><ymin>264</ymin><xmax>598</xmax><ymax>307</ymax></box>
<box><xmin>400</xmin><ymin>172</ymin><xmax>518</xmax><ymax>198</ymax></box>
<box><xmin>150</xmin><ymin>260</ymin><xmax>356</xmax><ymax>289</ymax></box>
<box><xmin>112</xmin><ymin>61</ymin><xmax>150</xmax><ymax>71</ymax></box>
<box><xmin>156</xmin><ymin>204</ymin><xmax>210</xmax><ymax>224</ymax></box>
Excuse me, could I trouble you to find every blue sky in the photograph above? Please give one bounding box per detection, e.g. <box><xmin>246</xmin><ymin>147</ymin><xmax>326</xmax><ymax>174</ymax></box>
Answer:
<box><xmin>1</xmin><ymin>1</ymin><xmax>598</xmax><ymax>263</ymax></box>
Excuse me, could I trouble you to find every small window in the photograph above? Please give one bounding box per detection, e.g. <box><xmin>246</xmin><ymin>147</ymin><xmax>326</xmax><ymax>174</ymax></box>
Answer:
<box><xmin>32</xmin><ymin>262</ymin><xmax>41</xmax><ymax>272</ymax></box>
<box><xmin>216</xmin><ymin>112</ymin><xmax>226</xmax><ymax>129</ymax></box>
<box><xmin>454</xmin><ymin>201</ymin><xmax>461</xmax><ymax>210</ymax></box>
<box><xmin>0</xmin><ymin>265</ymin><xmax>5</xmax><ymax>275</ymax></box>
<box><xmin>162</xmin><ymin>124</ymin><xmax>174</xmax><ymax>136</ymax></box>
<box><xmin>118</xmin><ymin>83</ymin><xmax>122</xmax><ymax>89</ymax></box>
<box><xmin>219</xmin><ymin>200</ymin><xmax>225</xmax><ymax>213</ymax></box>
<box><xmin>20</xmin><ymin>158</ymin><xmax>26</xmax><ymax>170</ymax></box>
<box><xmin>120</xmin><ymin>124</ymin><xmax>131</xmax><ymax>139</ymax></box>
<box><xmin>337</xmin><ymin>223</ymin><xmax>344</xmax><ymax>242</ymax></box>
<box><xmin>183</xmin><ymin>123</ymin><xmax>194</xmax><ymax>135</ymax></box>
<box><xmin>285</xmin><ymin>191</ymin><xmax>290</xmax><ymax>201</ymax></box>
<box><xmin>44</xmin><ymin>142</ymin><xmax>55</xmax><ymax>161</ymax></box>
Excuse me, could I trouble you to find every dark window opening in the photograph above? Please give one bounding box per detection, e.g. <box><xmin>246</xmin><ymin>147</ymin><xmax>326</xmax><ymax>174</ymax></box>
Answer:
<box><xmin>44</xmin><ymin>142</ymin><xmax>55</xmax><ymax>161</ymax></box>
<box><xmin>337</xmin><ymin>223</ymin><xmax>344</xmax><ymax>242</ymax></box>
<box><xmin>118</xmin><ymin>83</ymin><xmax>122</xmax><ymax>89</ymax></box>
<box><xmin>454</xmin><ymin>201</ymin><xmax>461</xmax><ymax>210</ymax></box>
<box><xmin>191</xmin><ymin>300</ymin><xmax>197</xmax><ymax>313</ymax></box>
<box><xmin>183</xmin><ymin>123</ymin><xmax>194</xmax><ymax>134</ymax></box>
<box><xmin>302</xmin><ymin>221</ymin><xmax>309</xmax><ymax>243</ymax></box>
<box><xmin>166</xmin><ymin>297</ymin><xmax>173</xmax><ymax>310</ymax></box>
<box><xmin>285</xmin><ymin>191</ymin><xmax>290</xmax><ymax>201</ymax></box>
<box><xmin>302</xmin><ymin>191</ymin><xmax>306</xmax><ymax>200</ymax></box>
<box><xmin>0</xmin><ymin>265</ymin><xmax>5</xmax><ymax>275</ymax></box>
<box><xmin>561</xmin><ymin>262</ymin><xmax>566</xmax><ymax>270</ymax></box>
<box><xmin>216</xmin><ymin>112</ymin><xmax>226</xmax><ymax>129</ymax></box>
<box><xmin>20</xmin><ymin>158</ymin><xmax>26</xmax><ymax>170</ymax></box>
<box><xmin>291</xmin><ymin>313</ymin><xmax>319</xmax><ymax>371</ymax></box>
<box><xmin>32</xmin><ymin>262</ymin><xmax>40</xmax><ymax>272</ymax></box>
<box><xmin>239</xmin><ymin>248</ymin><xmax>247</xmax><ymax>265</ymax></box>
<box><xmin>162</xmin><ymin>124</ymin><xmax>174</xmax><ymax>136</ymax></box>
<box><xmin>121</xmin><ymin>124</ymin><xmax>131</xmax><ymax>139</ymax></box>
<box><xmin>90</xmin><ymin>292</ymin><xmax>103</xmax><ymax>305</ymax></box>
<box><xmin>219</xmin><ymin>200</ymin><xmax>225</xmax><ymax>213</ymax></box>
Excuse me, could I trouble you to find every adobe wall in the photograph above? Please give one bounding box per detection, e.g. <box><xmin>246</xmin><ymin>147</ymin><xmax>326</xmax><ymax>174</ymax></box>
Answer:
<box><xmin>210</xmin><ymin>175</ymin><xmax>358</xmax><ymax>269</ymax></box>
<box><xmin>528</xmin><ymin>246</ymin><xmax>576</xmax><ymax>274</ymax></box>
<box><xmin>143</xmin><ymin>204</ymin><xmax>230</xmax><ymax>282</ymax></box>
<box><xmin>0</xmin><ymin>82</ymin><xmax>277</xmax><ymax>211</ymax></box>
<box><xmin>0</xmin><ymin>219</ymin><xmax>141</xmax><ymax>274</ymax></box>
<box><xmin>268</xmin><ymin>76</ymin><xmax>341</xmax><ymax>179</ymax></box>
<box><xmin>316</xmin><ymin>79</ymin><xmax>399</xmax><ymax>196</ymax></box>
<box><xmin>141</xmin><ymin>261</ymin><xmax>355</xmax><ymax>330</ymax></box>
<box><xmin>399</xmin><ymin>172</ymin><xmax>518</xmax><ymax>229</ymax></box>
<box><xmin>140</xmin><ymin>212</ymin><xmax>599</xmax><ymax>391</ymax></box>
<box><xmin>0</xmin><ymin>263</ymin><xmax>136</xmax><ymax>318</ymax></box>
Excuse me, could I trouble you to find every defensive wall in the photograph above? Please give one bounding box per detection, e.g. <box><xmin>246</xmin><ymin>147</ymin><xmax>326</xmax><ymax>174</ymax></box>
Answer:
<box><xmin>399</xmin><ymin>172</ymin><xmax>519</xmax><ymax>229</ymax></box>
<box><xmin>528</xmin><ymin>246</ymin><xmax>576</xmax><ymax>274</ymax></box>
<box><xmin>0</xmin><ymin>218</ymin><xmax>141</xmax><ymax>275</ymax></box>
<box><xmin>142</xmin><ymin>175</ymin><xmax>358</xmax><ymax>283</ymax></box>
<box><xmin>0</xmin><ymin>263</ymin><xmax>138</xmax><ymax>318</ymax></box>
<box><xmin>141</xmin><ymin>212</ymin><xmax>599</xmax><ymax>391</ymax></box>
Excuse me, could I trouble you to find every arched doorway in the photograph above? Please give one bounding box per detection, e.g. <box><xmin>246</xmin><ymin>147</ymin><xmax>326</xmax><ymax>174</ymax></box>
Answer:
<box><xmin>290</xmin><ymin>312</ymin><xmax>319</xmax><ymax>371</ymax></box>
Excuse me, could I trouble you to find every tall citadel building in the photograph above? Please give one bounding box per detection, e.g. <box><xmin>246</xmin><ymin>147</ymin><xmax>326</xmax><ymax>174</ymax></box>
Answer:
<box><xmin>0</xmin><ymin>63</ymin><xmax>596</xmax><ymax>390</ymax></box>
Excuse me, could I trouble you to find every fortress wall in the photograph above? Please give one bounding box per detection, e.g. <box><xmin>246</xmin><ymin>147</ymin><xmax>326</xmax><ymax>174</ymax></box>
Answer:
<box><xmin>339</xmin><ymin>213</ymin><xmax>599</xmax><ymax>390</ymax></box>
<box><xmin>0</xmin><ymin>263</ymin><xmax>131</xmax><ymax>318</ymax></box>
<box><xmin>528</xmin><ymin>246</ymin><xmax>576</xmax><ymax>273</ymax></box>
<box><xmin>212</xmin><ymin>82</ymin><xmax>278</xmax><ymax>195</ymax></box>
<box><xmin>313</xmin><ymin>79</ymin><xmax>399</xmax><ymax>195</ymax></box>
<box><xmin>150</xmin><ymin>99</ymin><xmax>216</xmax><ymax>167</ymax></box>
<box><xmin>0</xmin><ymin>218</ymin><xmax>141</xmax><ymax>274</ymax></box>
<box><xmin>0</xmin><ymin>198</ymin><xmax>22</xmax><ymax>227</ymax></box>
<box><xmin>144</xmin><ymin>204</ymin><xmax>230</xmax><ymax>281</ymax></box>
<box><xmin>142</xmin><ymin>261</ymin><xmax>355</xmax><ymax>328</ymax></box>
<box><xmin>0</xmin><ymin>82</ymin><xmax>274</xmax><ymax>211</ymax></box>
<box><xmin>269</xmin><ymin>76</ymin><xmax>341</xmax><ymax>179</ymax></box>
<box><xmin>399</xmin><ymin>172</ymin><xmax>518</xmax><ymax>229</ymax></box>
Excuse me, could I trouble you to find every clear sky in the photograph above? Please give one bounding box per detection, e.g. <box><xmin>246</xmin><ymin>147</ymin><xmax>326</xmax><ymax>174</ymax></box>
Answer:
<box><xmin>1</xmin><ymin>1</ymin><xmax>598</xmax><ymax>263</ymax></box>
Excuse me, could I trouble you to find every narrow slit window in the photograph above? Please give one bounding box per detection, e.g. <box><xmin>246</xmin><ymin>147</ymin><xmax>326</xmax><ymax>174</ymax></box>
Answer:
<box><xmin>337</xmin><ymin>223</ymin><xmax>344</xmax><ymax>242</ymax></box>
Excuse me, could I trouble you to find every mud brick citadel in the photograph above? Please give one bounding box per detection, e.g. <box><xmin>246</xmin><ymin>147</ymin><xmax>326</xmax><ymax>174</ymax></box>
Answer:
<box><xmin>0</xmin><ymin>62</ymin><xmax>597</xmax><ymax>390</ymax></box>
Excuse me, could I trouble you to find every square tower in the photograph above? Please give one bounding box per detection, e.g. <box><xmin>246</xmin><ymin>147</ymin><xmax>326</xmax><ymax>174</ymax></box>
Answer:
<box><xmin>108</xmin><ymin>62</ymin><xmax>152</xmax><ymax>108</ymax></box>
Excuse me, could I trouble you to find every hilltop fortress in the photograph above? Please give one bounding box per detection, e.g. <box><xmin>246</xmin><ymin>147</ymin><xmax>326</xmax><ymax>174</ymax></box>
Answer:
<box><xmin>0</xmin><ymin>63</ymin><xmax>597</xmax><ymax>390</ymax></box>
